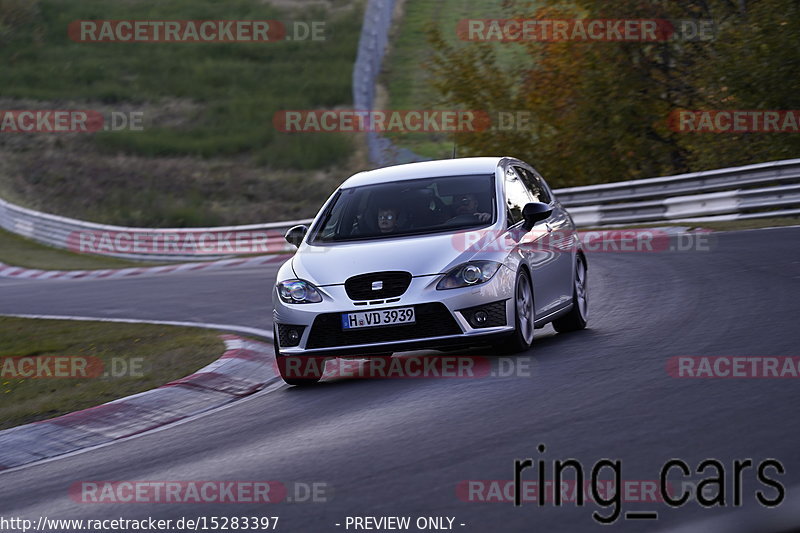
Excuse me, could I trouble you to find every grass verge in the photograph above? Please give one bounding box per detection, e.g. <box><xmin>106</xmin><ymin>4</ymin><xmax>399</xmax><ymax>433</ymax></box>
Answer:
<box><xmin>0</xmin><ymin>0</ymin><xmax>364</xmax><ymax>226</ymax></box>
<box><xmin>0</xmin><ymin>317</ymin><xmax>228</xmax><ymax>430</ymax></box>
<box><xmin>1</xmin><ymin>0</ymin><xmax>359</xmax><ymax>165</ymax></box>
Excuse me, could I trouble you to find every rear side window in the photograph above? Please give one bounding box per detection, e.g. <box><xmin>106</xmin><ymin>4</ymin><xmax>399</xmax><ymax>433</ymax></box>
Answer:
<box><xmin>504</xmin><ymin>167</ymin><xmax>533</xmax><ymax>226</ymax></box>
<box><xmin>515</xmin><ymin>166</ymin><xmax>552</xmax><ymax>204</ymax></box>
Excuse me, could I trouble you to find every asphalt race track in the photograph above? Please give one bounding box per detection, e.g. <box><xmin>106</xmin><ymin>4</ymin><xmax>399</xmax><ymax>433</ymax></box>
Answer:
<box><xmin>1</xmin><ymin>226</ymin><xmax>799</xmax><ymax>532</ymax></box>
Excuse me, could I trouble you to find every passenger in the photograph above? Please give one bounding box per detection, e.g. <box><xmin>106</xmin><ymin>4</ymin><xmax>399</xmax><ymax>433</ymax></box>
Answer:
<box><xmin>377</xmin><ymin>206</ymin><xmax>399</xmax><ymax>233</ymax></box>
<box><xmin>449</xmin><ymin>193</ymin><xmax>491</xmax><ymax>223</ymax></box>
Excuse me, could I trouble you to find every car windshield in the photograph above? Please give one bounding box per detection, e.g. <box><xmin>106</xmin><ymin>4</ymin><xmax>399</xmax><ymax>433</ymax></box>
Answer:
<box><xmin>309</xmin><ymin>174</ymin><xmax>496</xmax><ymax>243</ymax></box>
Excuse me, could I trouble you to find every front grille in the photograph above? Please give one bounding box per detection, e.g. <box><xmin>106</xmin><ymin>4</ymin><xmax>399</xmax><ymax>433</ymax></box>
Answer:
<box><xmin>460</xmin><ymin>300</ymin><xmax>507</xmax><ymax>328</ymax></box>
<box><xmin>344</xmin><ymin>271</ymin><xmax>412</xmax><ymax>301</ymax></box>
<box><xmin>306</xmin><ymin>303</ymin><xmax>462</xmax><ymax>349</ymax></box>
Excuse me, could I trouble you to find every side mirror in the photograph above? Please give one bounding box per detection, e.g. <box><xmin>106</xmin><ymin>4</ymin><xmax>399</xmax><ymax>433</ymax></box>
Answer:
<box><xmin>522</xmin><ymin>202</ymin><xmax>552</xmax><ymax>230</ymax></box>
<box><xmin>284</xmin><ymin>225</ymin><xmax>308</xmax><ymax>247</ymax></box>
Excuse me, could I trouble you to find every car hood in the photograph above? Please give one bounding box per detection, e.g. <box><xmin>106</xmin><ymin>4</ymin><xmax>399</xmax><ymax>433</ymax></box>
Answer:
<box><xmin>292</xmin><ymin>230</ymin><xmax>502</xmax><ymax>285</ymax></box>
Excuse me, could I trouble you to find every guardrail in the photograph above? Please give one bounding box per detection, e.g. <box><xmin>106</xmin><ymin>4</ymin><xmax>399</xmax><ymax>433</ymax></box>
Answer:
<box><xmin>2</xmin><ymin>158</ymin><xmax>798</xmax><ymax>262</ymax></box>
<box><xmin>566</xmin><ymin>159</ymin><xmax>800</xmax><ymax>226</ymax></box>
<box><xmin>557</xmin><ymin>158</ymin><xmax>800</xmax><ymax>206</ymax></box>
<box><xmin>0</xmin><ymin>197</ymin><xmax>305</xmax><ymax>262</ymax></box>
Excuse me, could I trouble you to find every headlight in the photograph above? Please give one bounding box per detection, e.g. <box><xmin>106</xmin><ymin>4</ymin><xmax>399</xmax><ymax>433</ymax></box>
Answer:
<box><xmin>277</xmin><ymin>279</ymin><xmax>323</xmax><ymax>304</ymax></box>
<box><xmin>436</xmin><ymin>261</ymin><xmax>502</xmax><ymax>290</ymax></box>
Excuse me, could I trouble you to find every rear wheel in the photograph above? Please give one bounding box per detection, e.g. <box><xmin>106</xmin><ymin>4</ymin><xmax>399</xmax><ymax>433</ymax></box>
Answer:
<box><xmin>273</xmin><ymin>326</ymin><xmax>323</xmax><ymax>386</ymax></box>
<box><xmin>494</xmin><ymin>268</ymin><xmax>535</xmax><ymax>354</ymax></box>
<box><xmin>553</xmin><ymin>254</ymin><xmax>588</xmax><ymax>333</ymax></box>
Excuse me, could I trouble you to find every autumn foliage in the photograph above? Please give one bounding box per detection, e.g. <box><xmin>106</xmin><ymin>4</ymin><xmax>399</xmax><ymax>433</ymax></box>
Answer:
<box><xmin>427</xmin><ymin>0</ymin><xmax>800</xmax><ymax>187</ymax></box>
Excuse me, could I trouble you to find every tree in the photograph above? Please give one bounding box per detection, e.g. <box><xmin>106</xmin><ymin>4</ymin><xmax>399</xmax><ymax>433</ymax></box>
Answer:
<box><xmin>427</xmin><ymin>0</ymin><xmax>800</xmax><ymax>187</ymax></box>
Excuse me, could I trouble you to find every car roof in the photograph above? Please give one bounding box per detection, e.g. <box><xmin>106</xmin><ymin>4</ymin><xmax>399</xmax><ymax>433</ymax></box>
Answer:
<box><xmin>341</xmin><ymin>157</ymin><xmax>506</xmax><ymax>189</ymax></box>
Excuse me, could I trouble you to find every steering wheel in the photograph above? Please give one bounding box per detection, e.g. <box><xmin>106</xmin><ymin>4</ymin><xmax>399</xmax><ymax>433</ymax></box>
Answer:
<box><xmin>444</xmin><ymin>213</ymin><xmax>480</xmax><ymax>226</ymax></box>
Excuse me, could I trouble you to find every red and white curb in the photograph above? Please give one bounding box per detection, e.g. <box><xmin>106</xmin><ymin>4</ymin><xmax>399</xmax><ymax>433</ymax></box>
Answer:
<box><xmin>0</xmin><ymin>313</ymin><xmax>274</xmax><ymax>341</ymax></box>
<box><xmin>0</xmin><ymin>335</ymin><xmax>277</xmax><ymax>471</ymax></box>
<box><xmin>0</xmin><ymin>254</ymin><xmax>291</xmax><ymax>281</ymax></box>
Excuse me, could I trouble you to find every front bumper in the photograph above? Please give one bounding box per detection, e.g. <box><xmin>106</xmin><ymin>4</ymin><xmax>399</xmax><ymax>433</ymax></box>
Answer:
<box><xmin>273</xmin><ymin>269</ymin><xmax>517</xmax><ymax>357</ymax></box>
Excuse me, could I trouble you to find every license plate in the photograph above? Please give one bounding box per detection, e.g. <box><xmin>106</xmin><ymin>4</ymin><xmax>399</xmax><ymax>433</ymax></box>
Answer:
<box><xmin>342</xmin><ymin>307</ymin><xmax>416</xmax><ymax>330</ymax></box>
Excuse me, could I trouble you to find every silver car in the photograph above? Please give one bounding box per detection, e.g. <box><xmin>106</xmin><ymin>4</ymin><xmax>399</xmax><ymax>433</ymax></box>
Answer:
<box><xmin>272</xmin><ymin>157</ymin><xmax>588</xmax><ymax>385</ymax></box>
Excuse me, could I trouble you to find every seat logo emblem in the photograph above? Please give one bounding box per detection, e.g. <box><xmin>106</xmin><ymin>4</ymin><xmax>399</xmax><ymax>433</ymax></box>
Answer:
<box><xmin>372</xmin><ymin>281</ymin><xmax>383</xmax><ymax>291</ymax></box>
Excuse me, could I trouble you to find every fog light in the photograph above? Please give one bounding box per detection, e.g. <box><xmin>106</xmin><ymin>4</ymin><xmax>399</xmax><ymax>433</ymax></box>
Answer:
<box><xmin>461</xmin><ymin>301</ymin><xmax>506</xmax><ymax>329</ymax></box>
<box><xmin>277</xmin><ymin>324</ymin><xmax>305</xmax><ymax>347</ymax></box>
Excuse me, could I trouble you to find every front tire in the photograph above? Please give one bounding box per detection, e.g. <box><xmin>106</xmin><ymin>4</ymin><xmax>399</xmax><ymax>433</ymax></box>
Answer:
<box><xmin>273</xmin><ymin>326</ymin><xmax>323</xmax><ymax>386</ymax></box>
<box><xmin>553</xmin><ymin>254</ymin><xmax>588</xmax><ymax>333</ymax></box>
<box><xmin>494</xmin><ymin>268</ymin><xmax>535</xmax><ymax>354</ymax></box>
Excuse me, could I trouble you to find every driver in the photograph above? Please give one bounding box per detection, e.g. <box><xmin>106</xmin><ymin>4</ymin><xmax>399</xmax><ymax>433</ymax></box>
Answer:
<box><xmin>450</xmin><ymin>193</ymin><xmax>491</xmax><ymax>222</ymax></box>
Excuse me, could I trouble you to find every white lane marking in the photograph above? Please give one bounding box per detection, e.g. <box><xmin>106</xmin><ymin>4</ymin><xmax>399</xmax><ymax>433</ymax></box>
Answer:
<box><xmin>0</xmin><ymin>313</ymin><xmax>273</xmax><ymax>340</ymax></box>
